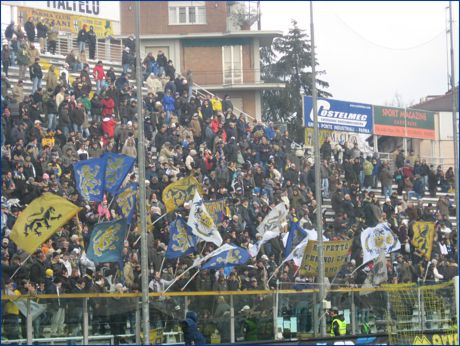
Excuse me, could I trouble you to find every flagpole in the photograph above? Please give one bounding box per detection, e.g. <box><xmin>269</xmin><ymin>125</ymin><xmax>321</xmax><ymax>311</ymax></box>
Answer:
<box><xmin>180</xmin><ymin>270</ymin><xmax>200</xmax><ymax>291</ymax></box>
<box><xmin>75</xmin><ymin>213</ymin><xmax>85</xmax><ymax>248</ymax></box>
<box><xmin>10</xmin><ymin>253</ymin><xmax>33</xmax><ymax>280</ymax></box>
<box><xmin>134</xmin><ymin>1</ymin><xmax>150</xmax><ymax>343</ymax></box>
<box><xmin>163</xmin><ymin>264</ymin><xmax>195</xmax><ymax>294</ymax></box>
<box><xmin>309</xmin><ymin>1</ymin><xmax>326</xmax><ymax>337</ymax></box>
<box><xmin>133</xmin><ymin>212</ymin><xmax>168</xmax><ymax>246</ymax></box>
<box><xmin>158</xmin><ymin>257</ymin><xmax>166</xmax><ymax>274</ymax></box>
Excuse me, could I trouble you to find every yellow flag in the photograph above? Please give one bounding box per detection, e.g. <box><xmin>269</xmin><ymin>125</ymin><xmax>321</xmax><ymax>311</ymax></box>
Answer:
<box><xmin>10</xmin><ymin>193</ymin><xmax>81</xmax><ymax>254</ymax></box>
<box><xmin>162</xmin><ymin>176</ymin><xmax>203</xmax><ymax>213</ymax></box>
<box><xmin>411</xmin><ymin>221</ymin><xmax>435</xmax><ymax>260</ymax></box>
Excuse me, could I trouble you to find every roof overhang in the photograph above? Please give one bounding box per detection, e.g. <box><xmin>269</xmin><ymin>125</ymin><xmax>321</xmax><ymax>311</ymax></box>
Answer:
<box><xmin>116</xmin><ymin>30</ymin><xmax>282</xmax><ymax>46</ymax></box>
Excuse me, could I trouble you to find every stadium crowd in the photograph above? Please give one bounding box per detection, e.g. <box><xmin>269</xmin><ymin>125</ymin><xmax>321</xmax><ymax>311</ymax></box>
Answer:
<box><xmin>1</xmin><ymin>20</ymin><xmax>458</xmax><ymax>341</ymax></box>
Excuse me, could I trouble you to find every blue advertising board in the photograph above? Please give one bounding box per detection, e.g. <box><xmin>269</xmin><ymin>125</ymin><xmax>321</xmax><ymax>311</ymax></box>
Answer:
<box><xmin>303</xmin><ymin>96</ymin><xmax>373</xmax><ymax>134</ymax></box>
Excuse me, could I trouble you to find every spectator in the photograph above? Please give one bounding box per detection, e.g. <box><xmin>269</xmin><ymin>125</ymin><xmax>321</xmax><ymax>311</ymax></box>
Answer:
<box><xmin>47</xmin><ymin>20</ymin><xmax>58</xmax><ymax>55</ymax></box>
<box><xmin>29</xmin><ymin>57</ymin><xmax>43</xmax><ymax>93</ymax></box>
<box><xmin>16</xmin><ymin>43</ymin><xmax>29</xmax><ymax>80</ymax></box>
<box><xmin>36</xmin><ymin>18</ymin><xmax>48</xmax><ymax>54</ymax></box>
<box><xmin>77</xmin><ymin>24</ymin><xmax>88</xmax><ymax>53</ymax></box>
<box><xmin>93</xmin><ymin>60</ymin><xmax>106</xmax><ymax>95</ymax></box>
<box><xmin>122</xmin><ymin>47</ymin><xmax>132</xmax><ymax>75</ymax></box>
<box><xmin>24</xmin><ymin>17</ymin><xmax>36</xmax><ymax>44</ymax></box>
<box><xmin>87</xmin><ymin>26</ymin><xmax>97</xmax><ymax>60</ymax></box>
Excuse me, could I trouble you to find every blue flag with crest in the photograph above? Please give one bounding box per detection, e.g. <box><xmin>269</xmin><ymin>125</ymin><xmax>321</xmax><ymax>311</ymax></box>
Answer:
<box><xmin>116</xmin><ymin>182</ymin><xmax>138</xmax><ymax>224</ymax></box>
<box><xmin>103</xmin><ymin>153</ymin><xmax>135</xmax><ymax>195</ymax></box>
<box><xmin>201</xmin><ymin>244</ymin><xmax>250</xmax><ymax>270</ymax></box>
<box><xmin>73</xmin><ymin>157</ymin><xmax>107</xmax><ymax>202</ymax></box>
<box><xmin>86</xmin><ymin>218</ymin><xmax>128</xmax><ymax>263</ymax></box>
<box><xmin>166</xmin><ymin>217</ymin><xmax>198</xmax><ymax>259</ymax></box>
<box><xmin>284</xmin><ymin>221</ymin><xmax>307</xmax><ymax>257</ymax></box>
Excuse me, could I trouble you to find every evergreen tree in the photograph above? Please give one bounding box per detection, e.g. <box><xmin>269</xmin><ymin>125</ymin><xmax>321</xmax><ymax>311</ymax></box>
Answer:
<box><xmin>261</xmin><ymin>20</ymin><xmax>332</xmax><ymax>131</ymax></box>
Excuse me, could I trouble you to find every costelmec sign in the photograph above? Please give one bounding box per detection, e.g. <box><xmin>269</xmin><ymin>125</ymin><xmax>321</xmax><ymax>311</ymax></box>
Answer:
<box><xmin>303</xmin><ymin>96</ymin><xmax>373</xmax><ymax>134</ymax></box>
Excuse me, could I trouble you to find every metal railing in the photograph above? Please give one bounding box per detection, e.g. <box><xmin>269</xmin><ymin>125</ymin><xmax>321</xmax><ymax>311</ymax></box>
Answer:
<box><xmin>1</xmin><ymin>24</ymin><xmax>123</xmax><ymax>63</ymax></box>
<box><xmin>1</xmin><ymin>281</ymin><xmax>456</xmax><ymax>345</ymax></box>
<box><xmin>192</xmin><ymin>81</ymin><xmax>257</xmax><ymax>122</ymax></box>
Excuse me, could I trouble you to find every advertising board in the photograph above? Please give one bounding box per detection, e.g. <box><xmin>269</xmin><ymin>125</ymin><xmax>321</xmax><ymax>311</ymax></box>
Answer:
<box><xmin>303</xmin><ymin>96</ymin><xmax>373</xmax><ymax>134</ymax></box>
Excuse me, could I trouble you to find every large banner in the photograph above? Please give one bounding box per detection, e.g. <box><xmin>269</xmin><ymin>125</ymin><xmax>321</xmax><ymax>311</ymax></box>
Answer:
<box><xmin>299</xmin><ymin>239</ymin><xmax>352</xmax><ymax>278</ymax></box>
<box><xmin>17</xmin><ymin>6</ymin><xmax>116</xmax><ymax>37</ymax></box>
<box><xmin>373</xmin><ymin>105</ymin><xmax>435</xmax><ymax>139</ymax></box>
<box><xmin>303</xmin><ymin>96</ymin><xmax>373</xmax><ymax>134</ymax></box>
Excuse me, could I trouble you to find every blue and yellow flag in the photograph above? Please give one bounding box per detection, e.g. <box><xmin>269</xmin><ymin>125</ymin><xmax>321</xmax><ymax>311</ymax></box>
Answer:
<box><xmin>201</xmin><ymin>244</ymin><xmax>250</xmax><ymax>270</ymax></box>
<box><xmin>284</xmin><ymin>221</ymin><xmax>307</xmax><ymax>257</ymax></box>
<box><xmin>103</xmin><ymin>153</ymin><xmax>135</xmax><ymax>195</ymax></box>
<box><xmin>162</xmin><ymin>176</ymin><xmax>203</xmax><ymax>213</ymax></box>
<box><xmin>73</xmin><ymin>157</ymin><xmax>107</xmax><ymax>202</ymax></box>
<box><xmin>10</xmin><ymin>193</ymin><xmax>81</xmax><ymax>254</ymax></box>
<box><xmin>116</xmin><ymin>183</ymin><xmax>138</xmax><ymax>225</ymax></box>
<box><xmin>165</xmin><ymin>217</ymin><xmax>198</xmax><ymax>259</ymax></box>
<box><xmin>86</xmin><ymin>218</ymin><xmax>128</xmax><ymax>263</ymax></box>
<box><xmin>204</xmin><ymin>199</ymin><xmax>230</xmax><ymax>224</ymax></box>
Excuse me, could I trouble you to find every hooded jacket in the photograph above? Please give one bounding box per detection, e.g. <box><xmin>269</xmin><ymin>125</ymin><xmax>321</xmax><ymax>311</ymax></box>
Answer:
<box><xmin>181</xmin><ymin>311</ymin><xmax>206</xmax><ymax>345</ymax></box>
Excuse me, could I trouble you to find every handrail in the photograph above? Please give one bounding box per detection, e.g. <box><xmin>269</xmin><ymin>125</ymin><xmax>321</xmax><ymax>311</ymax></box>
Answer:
<box><xmin>1</xmin><ymin>281</ymin><xmax>454</xmax><ymax>300</ymax></box>
<box><xmin>192</xmin><ymin>81</ymin><xmax>258</xmax><ymax>122</ymax></box>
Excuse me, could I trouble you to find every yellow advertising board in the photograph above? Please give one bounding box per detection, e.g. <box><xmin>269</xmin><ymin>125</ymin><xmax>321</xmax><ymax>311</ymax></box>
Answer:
<box><xmin>17</xmin><ymin>6</ymin><xmax>114</xmax><ymax>38</ymax></box>
<box><xmin>299</xmin><ymin>239</ymin><xmax>353</xmax><ymax>278</ymax></box>
<box><xmin>304</xmin><ymin>128</ymin><xmax>360</xmax><ymax>147</ymax></box>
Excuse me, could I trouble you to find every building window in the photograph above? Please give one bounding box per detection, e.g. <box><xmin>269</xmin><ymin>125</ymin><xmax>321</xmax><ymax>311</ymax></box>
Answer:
<box><xmin>168</xmin><ymin>1</ymin><xmax>206</xmax><ymax>25</ymax></box>
<box><xmin>223</xmin><ymin>45</ymin><xmax>243</xmax><ymax>84</ymax></box>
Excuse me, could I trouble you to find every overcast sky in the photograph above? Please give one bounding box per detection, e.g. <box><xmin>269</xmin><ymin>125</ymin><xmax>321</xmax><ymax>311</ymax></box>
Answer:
<box><xmin>260</xmin><ymin>1</ymin><xmax>459</xmax><ymax>107</ymax></box>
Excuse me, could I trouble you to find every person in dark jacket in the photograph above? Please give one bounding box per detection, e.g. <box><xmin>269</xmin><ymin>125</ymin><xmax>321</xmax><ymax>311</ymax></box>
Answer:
<box><xmin>77</xmin><ymin>24</ymin><xmax>88</xmax><ymax>53</ymax></box>
<box><xmin>5</xmin><ymin>21</ymin><xmax>15</xmax><ymax>42</ymax></box>
<box><xmin>30</xmin><ymin>58</ymin><xmax>43</xmax><ymax>93</ymax></box>
<box><xmin>45</xmin><ymin>91</ymin><xmax>58</xmax><ymax>130</ymax></box>
<box><xmin>24</xmin><ymin>17</ymin><xmax>36</xmax><ymax>44</ymax></box>
<box><xmin>180</xmin><ymin>311</ymin><xmax>206</xmax><ymax>345</ymax></box>
<box><xmin>320</xmin><ymin>137</ymin><xmax>333</xmax><ymax>162</ymax></box>
<box><xmin>36</xmin><ymin>18</ymin><xmax>48</xmax><ymax>53</ymax></box>
<box><xmin>70</xmin><ymin>102</ymin><xmax>86</xmax><ymax>135</ymax></box>
<box><xmin>87</xmin><ymin>26</ymin><xmax>97</xmax><ymax>59</ymax></box>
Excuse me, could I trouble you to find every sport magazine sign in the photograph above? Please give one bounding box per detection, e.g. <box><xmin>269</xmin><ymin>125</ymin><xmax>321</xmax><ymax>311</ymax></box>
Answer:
<box><xmin>303</xmin><ymin>96</ymin><xmax>373</xmax><ymax>134</ymax></box>
<box><xmin>373</xmin><ymin>106</ymin><xmax>435</xmax><ymax>139</ymax></box>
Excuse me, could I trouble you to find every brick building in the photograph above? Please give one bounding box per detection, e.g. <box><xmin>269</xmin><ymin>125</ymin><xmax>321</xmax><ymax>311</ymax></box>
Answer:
<box><xmin>119</xmin><ymin>1</ymin><xmax>285</xmax><ymax>120</ymax></box>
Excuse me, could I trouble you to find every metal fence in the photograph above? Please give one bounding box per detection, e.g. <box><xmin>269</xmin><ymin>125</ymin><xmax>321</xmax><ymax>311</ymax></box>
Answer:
<box><xmin>1</xmin><ymin>280</ymin><xmax>457</xmax><ymax>345</ymax></box>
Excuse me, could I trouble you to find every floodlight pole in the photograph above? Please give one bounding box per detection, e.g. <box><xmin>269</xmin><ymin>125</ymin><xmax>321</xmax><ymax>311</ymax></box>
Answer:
<box><xmin>448</xmin><ymin>1</ymin><xmax>459</xmax><ymax>229</ymax></box>
<box><xmin>310</xmin><ymin>0</ymin><xmax>327</xmax><ymax>337</ymax></box>
<box><xmin>135</xmin><ymin>1</ymin><xmax>150</xmax><ymax>343</ymax></box>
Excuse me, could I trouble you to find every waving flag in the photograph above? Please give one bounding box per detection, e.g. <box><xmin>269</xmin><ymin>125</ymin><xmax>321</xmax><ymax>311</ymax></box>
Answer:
<box><xmin>187</xmin><ymin>191</ymin><xmax>223</xmax><ymax>246</ymax></box>
<box><xmin>86</xmin><ymin>218</ymin><xmax>128</xmax><ymax>263</ymax></box>
<box><xmin>283</xmin><ymin>236</ymin><xmax>310</xmax><ymax>267</ymax></box>
<box><xmin>284</xmin><ymin>221</ymin><xmax>308</xmax><ymax>257</ymax></box>
<box><xmin>249</xmin><ymin>230</ymin><xmax>280</xmax><ymax>257</ymax></box>
<box><xmin>204</xmin><ymin>199</ymin><xmax>230</xmax><ymax>224</ymax></box>
<box><xmin>103</xmin><ymin>153</ymin><xmax>135</xmax><ymax>195</ymax></box>
<box><xmin>411</xmin><ymin>221</ymin><xmax>435</xmax><ymax>260</ymax></box>
<box><xmin>73</xmin><ymin>157</ymin><xmax>107</xmax><ymax>202</ymax></box>
<box><xmin>166</xmin><ymin>217</ymin><xmax>198</xmax><ymax>259</ymax></box>
<box><xmin>257</xmin><ymin>203</ymin><xmax>288</xmax><ymax>235</ymax></box>
<box><xmin>372</xmin><ymin>250</ymin><xmax>388</xmax><ymax>286</ymax></box>
<box><xmin>116</xmin><ymin>182</ymin><xmax>138</xmax><ymax>224</ymax></box>
<box><xmin>361</xmin><ymin>223</ymin><xmax>401</xmax><ymax>264</ymax></box>
<box><xmin>162</xmin><ymin>176</ymin><xmax>203</xmax><ymax>213</ymax></box>
<box><xmin>10</xmin><ymin>193</ymin><xmax>81</xmax><ymax>254</ymax></box>
<box><xmin>201</xmin><ymin>244</ymin><xmax>250</xmax><ymax>270</ymax></box>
